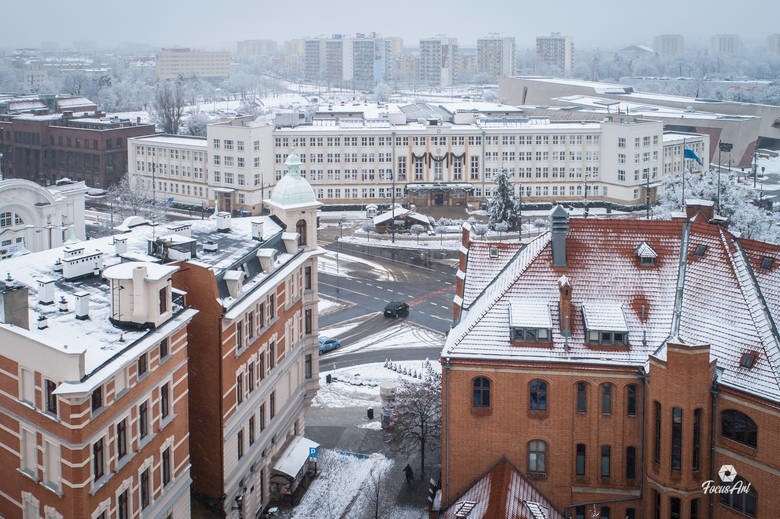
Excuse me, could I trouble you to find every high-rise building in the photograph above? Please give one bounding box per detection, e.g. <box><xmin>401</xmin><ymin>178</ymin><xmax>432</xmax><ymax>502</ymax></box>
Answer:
<box><xmin>536</xmin><ymin>33</ymin><xmax>574</xmax><ymax>76</ymax></box>
<box><xmin>420</xmin><ymin>37</ymin><xmax>458</xmax><ymax>86</ymax></box>
<box><xmin>477</xmin><ymin>35</ymin><xmax>515</xmax><ymax>81</ymax></box>
<box><xmin>768</xmin><ymin>34</ymin><xmax>780</xmax><ymax>55</ymax></box>
<box><xmin>236</xmin><ymin>39</ymin><xmax>278</xmax><ymax>58</ymax></box>
<box><xmin>156</xmin><ymin>48</ymin><xmax>232</xmax><ymax>79</ymax></box>
<box><xmin>710</xmin><ymin>34</ymin><xmax>742</xmax><ymax>54</ymax></box>
<box><xmin>303</xmin><ymin>39</ymin><xmax>324</xmax><ymax>82</ymax></box>
<box><xmin>653</xmin><ymin>34</ymin><xmax>684</xmax><ymax>56</ymax></box>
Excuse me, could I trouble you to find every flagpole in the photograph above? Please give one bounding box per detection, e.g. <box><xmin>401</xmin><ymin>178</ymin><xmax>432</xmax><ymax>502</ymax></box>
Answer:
<box><xmin>681</xmin><ymin>138</ymin><xmax>686</xmax><ymax>209</ymax></box>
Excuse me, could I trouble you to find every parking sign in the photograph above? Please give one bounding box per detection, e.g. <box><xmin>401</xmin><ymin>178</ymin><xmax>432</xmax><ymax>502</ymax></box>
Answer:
<box><xmin>309</xmin><ymin>447</ymin><xmax>318</xmax><ymax>459</ymax></box>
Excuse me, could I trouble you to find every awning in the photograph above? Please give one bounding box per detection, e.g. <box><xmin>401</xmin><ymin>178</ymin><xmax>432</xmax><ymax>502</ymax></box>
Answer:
<box><xmin>272</xmin><ymin>436</ymin><xmax>320</xmax><ymax>479</ymax></box>
<box><xmin>405</xmin><ymin>183</ymin><xmax>474</xmax><ymax>193</ymax></box>
<box><xmin>213</xmin><ymin>187</ymin><xmax>236</xmax><ymax>193</ymax></box>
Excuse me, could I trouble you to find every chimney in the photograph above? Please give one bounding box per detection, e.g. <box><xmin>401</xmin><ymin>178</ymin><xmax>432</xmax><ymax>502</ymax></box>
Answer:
<box><xmin>224</xmin><ymin>270</ymin><xmax>243</xmax><ymax>298</ymax></box>
<box><xmin>37</xmin><ymin>278</ymin><xmax>55</xmax><ymax>305</ymax></box>
<box><xmin>132</xmin><ymin>265</ymin><xmax>147</xmax><ymax>323</ymax></box>
<box><xmin>257</xmin><ymin>249</ymin><xmax>277</xmax><ymax>273</ymax></box>
<box><xmin>281</xmin><ymin>232</ymin><xmax>299</xmax><ymax>254</ymax></box>
<box><xmin>114</xmin><ymin>236</ymin><xmax>128</xmax><ymax>255</ymax></box>
<box><xmin>216</xmin><ymin>212</ymin><xmax>232</xmax><ymax>232</ymax></box>
<box><xmin>251</xmin><ymin>220</ymin><xmax>264</xmax><ymax>241</ymax></box>
<box><xmin>550</xmin><ymin>205</ymin><xmax>569</xmax><ymax>268</ymax></box>
<box><xmin>453</xmin><ymin>222</ymin><xmax>472</xmax><ymax>323</ymax></box>
<box><xmin>0</xmin><ymin>280</ymin><xmax>29</xmax><ymax>329</ymax></box>
<box><xmin>74</xmin><ymin>292</ymin><xmax>90</xmax><ymax>320</ymax></box>
<box><xmin>558</xmin><ymin>275</ymin><xmax>572</xmax><ymax>336</ymax></box>
<box><xmin>685</xmin><ymin>199</ymin><xmax>715</xmax><ymax>220</ymax></box>
<box><xmin>36</xmin><ymin>313</ymin><xmax>48</xmax><ymax>330</ymax></box>
<box><xmin>58</xmin><ymin>295</ymin><xmax>68</xmax><ymax>312</ymax></box>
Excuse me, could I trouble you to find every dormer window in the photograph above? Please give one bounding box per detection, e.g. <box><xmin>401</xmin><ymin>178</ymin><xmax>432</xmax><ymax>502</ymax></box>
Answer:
<box><xmin>582</xmin><ymin>303</ymin><xmax>629</xmax><ymax>346</ymax></box>
<box><xmin>694</xmin><ymin>244</ymin><xmax>707</xmax><ymax>257</ymax></box>
<box><xmin>509</xmin><ymin>300</ymin><xmax>552</xmax><ymax>344</ymax></box>
<box><xmin>740</xmin><ymin>351</ymin><xmax>757</xmax><ymax>369</ymax></box>
<box><xmin>635</xmin><ymin>242</ymin><xmax>657</xmax><ymax>266</ymax></box>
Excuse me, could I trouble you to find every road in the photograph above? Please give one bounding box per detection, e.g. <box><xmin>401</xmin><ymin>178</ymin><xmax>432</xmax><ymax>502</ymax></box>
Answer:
<box><xmin>316</xmin><ymin>234</ymin><xmax>457</xmax><ymax>371</ymax></box>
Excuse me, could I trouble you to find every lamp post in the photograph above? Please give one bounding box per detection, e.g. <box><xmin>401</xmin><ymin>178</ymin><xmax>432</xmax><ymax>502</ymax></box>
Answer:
<box><xmin>391</xmin><ymin>131</ymin><xmax>396</xmax><ymax>243</ymax></box>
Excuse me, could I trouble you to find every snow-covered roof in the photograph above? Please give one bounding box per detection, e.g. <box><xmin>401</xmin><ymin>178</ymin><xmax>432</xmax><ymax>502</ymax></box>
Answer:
<box><xmin>103</xmin><ymin>262</ymin><xmax>178</xmax><ymax>281</ymax></box>
<box><xmin>508</xmin><ymin>300</ymin><xmax>552</xmax><ymax>329</ymax></box>
<box><xmin>272</xmin><ymin>436</ymin><xmax>319</xmax><ymax>479</ymax></box>
<box><xmin>130</xmin><ymin>134</ymin><xmax>207</xmax><ymax>148</ymax></box>
<box><xmin>635</xmin><ymin>241</ymin><xmax>658</xmax><ymax>258</ymax></box>
<box><xmin>447</xmin><ymin>216</ymin><xmax>780</xmax><ymax>402</ymax></box>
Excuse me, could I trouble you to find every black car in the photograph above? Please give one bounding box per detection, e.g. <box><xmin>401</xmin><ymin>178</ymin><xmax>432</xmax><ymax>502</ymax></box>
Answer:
<box><xmin>384</xmin><ymin>301</ymin><xmax>409</xmax><ymax>318</ymax></box>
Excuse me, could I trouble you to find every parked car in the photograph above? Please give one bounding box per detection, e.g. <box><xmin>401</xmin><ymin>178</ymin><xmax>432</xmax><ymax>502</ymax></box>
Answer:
<box><xmin>319</xmin><ymin>336</ymin><xmax>342</xmax><ymax>354</ymax></box>
<box><xmin>384</xmin><ymin>301</ymin><xmax>410</xmax><ymax>318</ymax></box>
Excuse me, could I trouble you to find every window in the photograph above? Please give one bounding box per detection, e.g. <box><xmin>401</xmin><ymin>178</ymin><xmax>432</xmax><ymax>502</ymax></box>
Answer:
<box><xmin>304</xmin><ymin>266</ymin><xmax>312</xmax><ymax>290</ymax></box>
<box><xmin>137</xmin><ymin>353</ymin><xmax>147</xmax><ymax>377</ymax></box>
<box><xmin>139</xmin><ymin>401</ymin><xmax>149</xmax><ymax>439</ymax></box>
<box><xmin>91</xmin><ymin>387</ymin><xmax>103</xmax><ymax>413</ymax></box>
<box><xmin>161</xmin><ymin>383</ymin><xmax>170</xmax><ymax>420</ymax></box>
<box><xmin>20</xmin><ymin>428</ymin><xmax>36</xmax><ymax>475</ymax></box>
<box><xmin>305</xmin><ymin>354</ymin><xmax>312</xmax><ymax>380</ymax></box>
<box><xmin>626</xmin><ymin>446</ymin><xmax>636</xmax><ymax>479</ymax></box>
<box><xmin>719</xmin><ymin>477</ymin><xmax>757</xmax><ymax>516</ymax></box>
<box><xmin>694</xmin><ymin>244</ymin><xmax>707</xmax><ymax>257</ymax></box>
<box><xmin>269</xmin><ymin>341</ymin><xmax>276</xmax><ymax>369</ymax></box>
<box><xmin>305</xmin><ymin>309</ymin><xmax>312</xmax><ymax>334</ymax></box>
<box><xmin>270</xmin><ymin>391</ymin><xmax>276</xmax><ymax>418</ymax></box>
<box><xmin>670</xmin><ymin>497</ymin><xmax>681</xmax><ymax>519</ymax></box>
<box><xmin>760</xmin><ymin>256</ymin><xmax>774</xmax><ymax>269</ymax></box>
<box><xmin>20</xmin><ymin>367</ymin><xmax>34</xmax><ymax>404</ymax></box>
<box><xmin>473</xmin><ymin>377</ymin><xmax>490</xmax><ymax>407</ymax></box>
<box><xmin>159</xmin><ymin>338</ymin><xmax>169</xmax><ymax>359</ymax></box>
<box><xmin>237</xmin><ymin>430</ymin><xmax>244</xmax><ymax>459</ymax></box>
<box><xmin>248</xmin><ymin>362</ymin><xmax>255</xmax><ymax>392</ymax></box>
<box><xmin>512</xmin><ymin>327</ymin><xmax>550</xmax><ymax>342</ymax></box>
<box><xmin>296</xmin><ymin>219</ymin><xmax>307</xmax><ymax>246</ymax></box>
<box><xmin>117</xmin><ymin>419</ymin><xmax>127</xmax><ymax>459</ymax></box>
<box><xmin>599</xmin><ymin>507</ymin><xmax>610</xmax><ymax>519</ymax></box>
<box><xmin>269</xmin><ymin>294</ymin><xmax>275</xmax><ymax>320</ymax></box>
<box><xmin>236</xmin><ymin>373</ymin><xmax>244</xmax><ymax>405</ymax></box>
<box><xmin>690</xmin><ymin>498</ymin><xmax>699</xmax><ymax>519</ymax></box>
<box><xmin>528</xmin><ymin>440</ymin><xmax>546</xmax><ymax>474</ymax></box>
<box><xmin>45</xmin><ymin>379</ymin><xmax>57</xmax><ymax>415</ymax></box>
<box><xmin>601</xmin><ymin>383</ymin><xmax>612</xmax><ymax>414</ymax></box>
<box><xmin>576</xmin><ymin>382</ymin><xmax>587</xmax><ymax>413</ymax></box>
<box><xmin>93</xmin><ymin>439</ymin><xmax>104</xmax><ymax>480</ymax></box>
<box><xmin>249</xmin><ymin>416</ymin><xmax>256</xmax><ymax>445</ymax></box>
<box><xmin>43</xmin><ymin>439</ymin><xmax>61</xmax><ymax>491</ymax></box>
<box><xmin>162</xmin><ymin>447</ymin><xmax>171</xmax><ymax>486</ymax></box>
<box><xmin>693</xmin><ymin>408</ymin><xmax>702</xmax><ymax>471</ymax></box>
<box><xmin>721</xmin><ymin>409</ymin><xmax>757</xmax><ymax>447</ymax></box>
<box><xmin>530</xmin><ymin>380</ymin><xmax>547</xmax><ymax>411</ymax></box>
<box><xmin>740</xmin><ymin>351</ymin><xmax>757</xmax><ymax>369</ymax></box>
<box><xmin>140</xmin><ymin>468</ymin><xmax>150</xmax><ymax>509</ymax></box>
<box><xmin>626</xmin><ymin>508</ymin><xmax>635</xmax><ymax>519</ymax></box>
<box><xmin>626</xmin><ymin>384</ymin><xmax>637</xmax><ymax>416</ymax></box>
<box><xmin>654</xmin><ymin>401</ymin><xmax>661</xmax><ymax>463</ymax></box>
<box><xmin>575</xmin><ymin>506</ymin><xmax>585</xmax><ymax>519</ymax></box>
<box><xmin>159</xmin><ymin>286</ymin><xmax>168</xmax><ymax>314</ymax></box>
<box><xmin>118</xmin><ymin>490</ymin><xmax>129</xmax><ymax>519</ymax></box>
<box><xmin>260</xmin><ymin>403</ymin><xmax>266</xmax><ymax>431</ymax></box>
<box><xmin>576</xmin><ymin>444</ymin><xmax>586</xmax><ymax>476</ymax></box>
<box><xmin>600</xmin><ymin>445</ymin><xmax>611</xmax><ymax>478</ymax></box>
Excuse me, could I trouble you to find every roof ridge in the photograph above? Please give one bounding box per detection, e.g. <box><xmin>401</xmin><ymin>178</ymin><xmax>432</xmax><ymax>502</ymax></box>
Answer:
<box><xmin>446</xmin><ymin>233</ymin><xmax>551</xmax><ymax>353</ymax></box>
<box><xmin>725</xmin><ymin>230</ymin><xmax>780</xmax><ymax>395</ymax></box>
<box><xmin>665</xmin><ymin>222</ymin><xmax>690</xmax><ymax>347</ymax></box>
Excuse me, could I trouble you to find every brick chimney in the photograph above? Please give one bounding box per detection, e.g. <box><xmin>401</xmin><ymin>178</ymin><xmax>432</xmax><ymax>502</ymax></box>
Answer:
<box><xmin>559</xmin><ymin>275</ymin><xmax>572</xmax><ymax>336</ymax></box>
<box><xmin>685</xmin><ymin>199</ymin><xmax>715</xmax><ymax>220</ymax></box>
<box><xmin>452</xmin><ymin>222</ymin><xmax>472</xmax><ymax>322</ymax></box>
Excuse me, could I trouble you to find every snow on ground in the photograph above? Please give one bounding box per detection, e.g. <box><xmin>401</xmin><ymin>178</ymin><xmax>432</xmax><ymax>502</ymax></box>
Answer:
<box><xmin>317</xmin><ymin>296</ymin><xmax>344</xmax><ymax>316</ymax></box>
<box><xmin>318</xmin><ymin>320</ymin><xmax>363</xmax><ymax>339</ymax></box>
<box><xmin>318</xmin><ymin>250</ymin><xmax>395</xmax><ymax>281</ymax></box>
<box><xmin>287</xmin><ymin>451</ymin><xmax>392</xmax><ymax>519</ymax></box>
<box><xmin>357</xmin><ymin>421</ymin><xmax>383</xmax><ymax>430</ymax></box>
<box><xmin>327</xmin><ymin>322</ymin><xmax>445</xmax><ymax>358</ymax></box>
<box><xmin>313</xmin><ymin>361</ymin><xmax>441</xmax><ymax>409</ymax></box>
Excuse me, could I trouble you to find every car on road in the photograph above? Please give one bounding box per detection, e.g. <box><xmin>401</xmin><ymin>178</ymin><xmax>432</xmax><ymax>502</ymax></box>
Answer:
<box><xmin>319</xmin><ymin>336</ymin><xmax>342</xmax><ymax>354</ymax></box>
<box><xmin>384</xmin><ymin>301</ymin><xmax>409</xmax><ymax>318</ymax></box>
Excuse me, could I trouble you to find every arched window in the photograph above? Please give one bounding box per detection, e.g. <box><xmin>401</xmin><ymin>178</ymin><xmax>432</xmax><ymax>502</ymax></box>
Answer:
<box><xmin>721</xmin><ymin>410</ymin><xmax>757</xmax><ymax>447</ymax></box>
<box><xmin>601</xmin><ymin>383</ymin><xmax>613</xmax><ymax>414</ymax></box>
<box><xmin>530</xmin><ymin>379</ymin><xmax>547</xmax><ymax>411</ymax></box>
<box><xmin>528</xmin><ymin>440</ymin><xmax>547</xmax><ymax>474</ymax></box>
<box><xmin>296</xmin><ymin>219</ymin><xmax>307</xmax><ymax>247</ymax></box>
<box><xmin>472</xmin><ymin>377</ymin><xmax>490</xmax><ymax>408</ymax></box>
<box><xmin>576</xmin><ymin>381</ymin><xmax>587</xmax><ymax>413</ymax></box>
<box><xmin>719</xmin><ymin>476</ymin><xmax>757</xmax><ymax>517</ymax></box>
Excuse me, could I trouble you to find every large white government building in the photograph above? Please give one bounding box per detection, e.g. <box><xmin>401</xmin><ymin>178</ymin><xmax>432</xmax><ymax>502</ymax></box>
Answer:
<box><xmin>128</xmin><ymin>102</ymin><xmax>709</xmax><ymax>213</ymax></box>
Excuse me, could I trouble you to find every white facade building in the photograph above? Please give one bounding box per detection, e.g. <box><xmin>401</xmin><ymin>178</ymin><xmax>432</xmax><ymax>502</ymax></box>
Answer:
<box><xmin>477</xmin><ymin>35</ymin><xmax>515</xmax><ymax>81</ymax></box>
<box><xmin>420</xmin><ymin>37</ymin><xmax>458</xmax><ymax>86</ymax></box>
<box><xmin>0</xmin><ymin>178</ymin><xmax>87</xmax><ymax>258</ymax></box>
<box><xmin>536</xmin><ymin>33</ymin><xmax>574</xmax><ymax>76</ymax></box>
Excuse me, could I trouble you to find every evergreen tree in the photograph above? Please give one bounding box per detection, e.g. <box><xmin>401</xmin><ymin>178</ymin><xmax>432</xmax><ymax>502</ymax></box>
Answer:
<box><xmin>487</xmin><ymin>169</ymin><xmax>520</xmax><ymax>230</ymax></box>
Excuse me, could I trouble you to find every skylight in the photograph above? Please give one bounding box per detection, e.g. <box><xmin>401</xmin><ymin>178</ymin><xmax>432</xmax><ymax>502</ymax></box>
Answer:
<box><xmin>760</xmin><ymin>256</ymin><xmax>774</xmax><ymax>270</ymax></box>
<box><xmin>740</xmin><ymin>351</ymin><xmax>757</xmax><ymax>369</ymax></box>
<box><xmin>694</xmin><ymin>244</ymin><xmax>708</xmax><ymax>257</ymax></box>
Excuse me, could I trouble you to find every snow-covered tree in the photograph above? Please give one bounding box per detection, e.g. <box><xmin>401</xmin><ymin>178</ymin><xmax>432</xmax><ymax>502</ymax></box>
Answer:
<box><xmin>657</xmin><ymin>170</ymin><xmax>779</xmax><ymax>243</ymax></box>
<box><xmin>487</xmin><ymin>170</ymin><xmax>520</xmax><ymax>230</ymax></box>
<box><xmin>152</xmin><ymin>79</ymin><xmax>186</xmax><ymax>134</ymax></box>
<box><xmin>410</xmin><ymin>224</ymin><xmax>424</xmax><ymax>244</ymax></box>
<box><xmin>388</xmin><ymin>365</ymin><xmax>441</xmax><ymax>480</ymax></box>
<box><xmin>472</xmin><ymin>224</ymin><xmax>488</xmax><ymax>239</ymax></box>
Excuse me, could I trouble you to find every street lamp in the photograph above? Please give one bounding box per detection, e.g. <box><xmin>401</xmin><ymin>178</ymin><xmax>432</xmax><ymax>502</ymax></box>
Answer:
<box><xmin>391</xmin><ymin>131</ymin><xmax>396</xmax><ymax>243</ymax></box>
<box><xmin>717</xmin><ymin>142</ymin><xmax>733</xmax><ymax>214</ymax></box>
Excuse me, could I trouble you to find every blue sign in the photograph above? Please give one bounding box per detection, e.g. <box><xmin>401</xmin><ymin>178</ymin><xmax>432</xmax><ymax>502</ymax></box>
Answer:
<box><xmin>309</xmin><ymin>447</ymin><xmax>318</xmax><ymax>459</ymax></box>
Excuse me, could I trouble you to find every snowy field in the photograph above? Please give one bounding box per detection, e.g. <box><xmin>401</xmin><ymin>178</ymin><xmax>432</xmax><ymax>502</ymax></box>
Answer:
<box><xmin>313</xmin><ymin>360</ymin><xmax>441</xmax><ymax>409</ymax></box>
<box><xmin>318</xmin><ymin>250</ymin><xmax>396</xmax><ymax>281</ymax></box>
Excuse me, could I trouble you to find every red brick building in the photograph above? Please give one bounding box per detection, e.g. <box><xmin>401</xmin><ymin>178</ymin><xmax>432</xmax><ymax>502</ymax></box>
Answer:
<box><xmin>440</xmin><ymin>205</ymin><xmax>780</xmax><ymax>518</ymax></box>
<box><xmin>0</xmin><ymin>111</ymin><xmax>155</xmax><ymax>188</ymax></box>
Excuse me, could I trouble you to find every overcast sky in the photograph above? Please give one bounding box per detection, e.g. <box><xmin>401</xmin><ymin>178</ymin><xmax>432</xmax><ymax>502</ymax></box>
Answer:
<box><xmin>3</xmin><ymin>0</ymin><xmax>777</xmax><ymax>50</ymax></box>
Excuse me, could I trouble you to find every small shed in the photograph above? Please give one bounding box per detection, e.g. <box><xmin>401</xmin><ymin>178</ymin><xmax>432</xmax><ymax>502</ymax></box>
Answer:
<box><xmin>269</xmin><ymin>436</ymin><xmax>320</xmax><ymax>505</ymax></box>
<box><xmin>372</xmin><ymin>207</ymin><xmax>433</xmax><ymax>234</ymax></box>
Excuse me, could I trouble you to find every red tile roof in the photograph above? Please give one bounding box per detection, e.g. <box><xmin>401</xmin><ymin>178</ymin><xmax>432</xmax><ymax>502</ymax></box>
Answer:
<box><xmin>448</xmin><ymin>215</ymin><xmax>780</xmax><ymax>402</ymax></box>
<box><xmin>441</xmin><ymin>457</ymin><xmax>565</xmax><ymax>519</ymax></box>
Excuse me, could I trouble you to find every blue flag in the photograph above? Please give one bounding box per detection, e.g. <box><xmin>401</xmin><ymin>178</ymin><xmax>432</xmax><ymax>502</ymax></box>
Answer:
<box><xmin>684</xmin><ymin>148</ymin><xmax>703</xmax><ymax>165</ymax></box>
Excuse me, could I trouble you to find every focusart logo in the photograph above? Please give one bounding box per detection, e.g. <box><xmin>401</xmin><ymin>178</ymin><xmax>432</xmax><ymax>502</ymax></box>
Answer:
<box><xmin>702</xmin><ymin>464</ymin><xmax>752</xmax><ymax>495</ymax></box>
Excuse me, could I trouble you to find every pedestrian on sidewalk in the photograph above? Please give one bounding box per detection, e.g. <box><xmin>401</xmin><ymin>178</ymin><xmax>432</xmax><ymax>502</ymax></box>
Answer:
<box><xmin>404</xmin><ymin>463</ymin><xmax>414</xmax><ymax>484</ymax></box>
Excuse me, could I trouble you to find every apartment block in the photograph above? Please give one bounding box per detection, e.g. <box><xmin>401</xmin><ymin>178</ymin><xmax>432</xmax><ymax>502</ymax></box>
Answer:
<box><xmin>0</xmin><ymin>240</ymin><xmax>197</xmax><ymax>518</ymax></box>
<box><xmin>710</xmin><ymin>34</ymin><xmax>742</xmax><ymax>55</ymax></box>
<box><xmin>536</xmin><ymin>33</ymin><xmax>574</xmax><ymax>76</ymax></box>
<box><xmin>477</xmin><ymin>35</ymin><xmax>515</xmax><ymax>82</ymax></box>
<box><xmin>653</xmin><ymin>34</ymin><xmax>684</xmax><ymax>56</ymax></box>
<box><xmin>420</xmin><ymin>37</ymin><xmax>458</xmax><ymax>87</ymax></box>
<box><xmin>156</xmin><ymin>49</ymin><xmax>231</xmax><ymax>80</ymax></box>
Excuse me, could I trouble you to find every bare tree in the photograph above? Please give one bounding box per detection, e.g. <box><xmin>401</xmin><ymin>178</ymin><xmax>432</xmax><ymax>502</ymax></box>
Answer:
<box><xmin>363</xmin><ymin>467</ymin><xmax>391</xmax><ymax>519</ymax></box>
<box><xmin>410</xmin><ymin>224</ymin><xmax>424</xmax><ymax>244</ymax></box>
<box><xmin>152</xmin><ymin>79</ymin><xmax>186</xmax><ymax>134</ymax></box>
<box><xmin>105</xmin><ymin>175</ymin><xmax>156</xmax><ymax>227</ymax></box>
<box><xmin>388</xmin><ymin>364</ymin><xmax>442</xmax><ymax>480</ymax></box>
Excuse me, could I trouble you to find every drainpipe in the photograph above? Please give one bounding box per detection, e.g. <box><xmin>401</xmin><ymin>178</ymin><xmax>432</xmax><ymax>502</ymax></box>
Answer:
<box><xmin>443</xmin><ymin>356</ymin><xmax>452</xmax><ymax>512</ymax></box>
<box><xmin>709</xmin><ymin>379</ymin><xmax>719</xmax><ymax>519</ymax></box>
